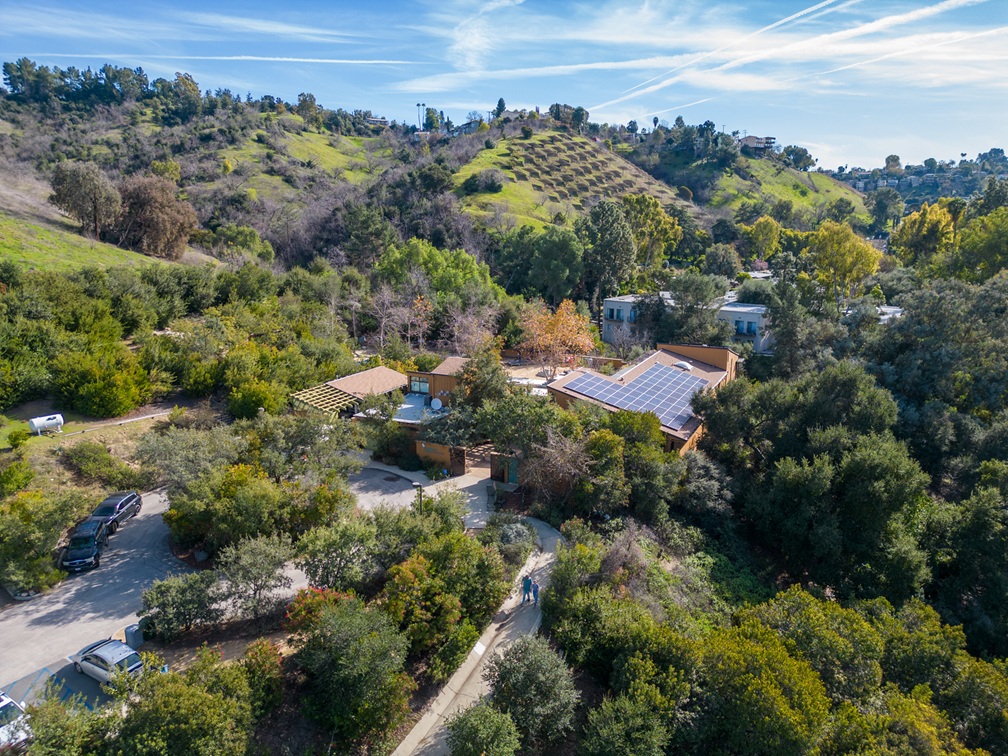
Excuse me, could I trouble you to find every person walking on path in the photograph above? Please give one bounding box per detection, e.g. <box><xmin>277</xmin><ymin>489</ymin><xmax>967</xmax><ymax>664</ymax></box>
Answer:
<box><xmin>521</xmin><ymin>574</ymin><xmax>532</xmax><ymax>605</ymax></box>
<box><xmin>532</xmin><ymin>579</ymin><xmax>540</xmax><ymax>607</ymax></box>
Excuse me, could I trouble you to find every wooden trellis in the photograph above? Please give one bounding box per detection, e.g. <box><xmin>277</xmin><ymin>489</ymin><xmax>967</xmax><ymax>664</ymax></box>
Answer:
<box><xmin>290</xmin><ymin>383</ymin><xmax>358</xmax><ymax>414</ymax></box>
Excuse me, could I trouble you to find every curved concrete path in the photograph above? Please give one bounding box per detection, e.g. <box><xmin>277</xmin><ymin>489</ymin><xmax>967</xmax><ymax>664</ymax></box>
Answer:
<box><xmin>393</xmin><ymin>517</ymin><xmax>563</xmax><ymax>756</ymax></box>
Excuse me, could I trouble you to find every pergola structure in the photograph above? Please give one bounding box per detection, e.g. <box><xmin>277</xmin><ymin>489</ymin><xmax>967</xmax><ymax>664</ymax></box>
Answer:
<box><xmin>290</xmin><ymin>366</ymin><xmax>409</xmax><ymax>417</ymax></box>
<box><xmin>290</xmin><ymin>384</ymin><xmax>358</xmax><ymax>415</ymax></box>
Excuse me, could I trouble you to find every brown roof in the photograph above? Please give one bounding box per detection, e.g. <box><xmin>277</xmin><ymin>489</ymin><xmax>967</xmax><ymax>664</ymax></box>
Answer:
<box><xmin>431</xmin><ymin>356</ymin><xmax>469</xmax><ymax>376</ymax></box>
<box><xmin>327</xmin><ymin>366</ymin><xmax>407</xmax><ymax>399</ymax></box>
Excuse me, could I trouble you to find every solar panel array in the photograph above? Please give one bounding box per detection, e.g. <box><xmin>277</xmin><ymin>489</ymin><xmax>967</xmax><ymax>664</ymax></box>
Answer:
<box><xmin>565</xmin><ymin>364</ymin><xmax>709</xmax><ymax>431</ymax></box>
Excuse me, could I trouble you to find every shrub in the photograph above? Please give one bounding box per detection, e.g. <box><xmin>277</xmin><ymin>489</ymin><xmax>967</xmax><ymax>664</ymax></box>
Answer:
<box><xmin>61</xmin><ymin>440</ymin><xmax>153</xmax><ymax>490</ymax></box>
<box><xmin>7</xmin><ymin>428</ymin><xmax>30</xmax><ymax>449</ymax></box>
<box><xmin>227</xmin><ymin>379</ymin><xmax>288</xmax><ymax>419</ymax></box>
<box><xmin>114</xmin><ymin>648</ymin><xmax>252</xmax><ymax>756</ymax></box>
<box><xmin>217</xmin><ymin>533</ymin><xmax>294</xmax><ymax>620</ymax></box>
<box><xmin>483</xmin><ymin>634</ymin><xmax>579</xmax><ymax>749</ymax></box>
<box><xmin>295</xmin><ymin>597</ymin><xmax>415</xmax><ymax>745</ymax></box>
<box><xmin>446</xmin><ymin>700</ymin><xmax>520</xmax><ymax>756</ymax></box>
<box><xmin>580</xmin><ymin>694</ymin><xmax>669</xmax><ymax>756</ymax></box>
<box><xmin>296</xmin><ymin>518</ymin><xmax>377</xmax><ymax>592</ymax></box>
<box><xmin>139</xmin><ymin>571</ymin><xmax>222</xmax><ymax>641</ymax></box>
<box><xmin>521</xmin><ymin>125</ymin><xmax>533</xmax><ymax>139</ymax></box>
<box><xmin>285</xmin><ymin>587</ymin><xmax>353</xmax><ymax>637</ymax></box>
<box><xmin>480</xmin><ymin>513</ymin><xmax>537</xmax><ymax>568</ymax></box>
<box><xmin>0</xmin><ymin>490</ymin><xmax>91</xmax><ymax>591</ymax></box>
<box><xmin>0</xmin><ymin>458</ymin><xmax>35</xmax><ymax>496</ymax></box>
<box><xmin>51</xmin><ymin>347</ymin><xmax>152</xmax><ymax>418</ymax></box>
<box><xmin>241</xmin><ymin>639</ymin><xmax>284</xmax><ymax>719</ymax></box>
<box><xmin>429</xmin><ymin>618</ymin><xmax>479</xmax><ymax>683</ymax></box>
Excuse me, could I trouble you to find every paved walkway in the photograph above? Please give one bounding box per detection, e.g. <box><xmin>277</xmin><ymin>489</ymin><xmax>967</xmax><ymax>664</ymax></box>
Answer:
<box><xmin>392</xmin><ymin>517</ymin><xmax>563</xmax><ymax>756</ymax></box>
<box><xmin>362</xmin><ymin>459</ymin><xmax>493</xmax><ymax>529</ymax></box>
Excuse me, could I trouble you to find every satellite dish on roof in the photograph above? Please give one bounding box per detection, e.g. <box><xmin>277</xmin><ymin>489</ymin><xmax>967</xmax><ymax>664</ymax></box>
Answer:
<box><xmin>431</xmin><ymin>398</ymin><xmax>443</xmax><ymax>410</ymax></box>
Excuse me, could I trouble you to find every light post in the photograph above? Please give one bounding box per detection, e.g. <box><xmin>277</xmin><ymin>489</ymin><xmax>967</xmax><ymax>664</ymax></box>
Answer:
<box><xmin>412</xmin><ymin>481</ymin><xmax>423</xmax><ymax>515</ymax></box>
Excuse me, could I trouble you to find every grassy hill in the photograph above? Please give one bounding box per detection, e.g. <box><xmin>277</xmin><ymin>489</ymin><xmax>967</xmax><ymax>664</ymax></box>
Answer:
<box><xmin>455</xmin><ymin>131</ymin><xmax>703</xmax><ymax>228</ymax></box>
<box><xmin>711</xmin><ymin>156</ymin><xmax>867</xmax><ymax>218</ymax></box>
<box><xmin>0</xmin><ymin>212</ymin><xmax>167</xmax><ymax>271</ymax></box>
<box><xmin>0</xmin><ymin>167</ymin><xmax>215</xmax><ymax>271</ymax></box>
<box><xmin>215</xmin><ymin>116</ymin><xmax>387</xmax><ymax>204</ymax></box>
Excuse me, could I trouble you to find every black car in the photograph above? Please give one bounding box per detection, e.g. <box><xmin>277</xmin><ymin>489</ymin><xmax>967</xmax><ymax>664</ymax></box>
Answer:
<box><xmin>90</xmin><ymin>491</ymin><xmax>142</xmax><ymax>534</ymax></box>
<box><xmin>61</xmin><ymin>518</ymin><xmax>109</xmax><ymax>572</ymax></box>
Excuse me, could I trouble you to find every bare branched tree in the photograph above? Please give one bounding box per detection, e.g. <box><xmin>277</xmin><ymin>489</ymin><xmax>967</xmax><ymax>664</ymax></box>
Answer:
<box><xmin>609</xmin><ymin>324</ymin><xmax>651</xmax><ymax>359</ymax></box>
<box><xmin>371</xmin><ymin>284</ymin><xmax>407</xmax><ymax>348</ymax></box>
<box><xmin>523</xmin><ymin>427</ymin><xmax>590</xmax><ymax>505</ymax></box>
<box><xmin>438</xmin><ymin>300</ymin><xmax>499</xmax><ymax>356</ymax></box>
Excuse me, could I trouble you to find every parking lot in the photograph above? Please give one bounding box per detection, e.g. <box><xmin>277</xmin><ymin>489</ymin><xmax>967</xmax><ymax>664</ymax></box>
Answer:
<box><xmin>347</xmin><ymin>466</ymin><xmax>424</xmax><ymax>510</ymax></box>
<box><xmin>0</xmin><ymin>491</ymin><xmax>183</xmax><ymax>704</ymax></box>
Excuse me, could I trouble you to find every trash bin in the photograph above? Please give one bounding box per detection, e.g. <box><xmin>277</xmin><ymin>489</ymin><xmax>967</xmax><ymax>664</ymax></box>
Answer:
<box><xmin>124</xmin><ymin>623</ymin><xmax>144</xmax><ymax>649</ymax></box>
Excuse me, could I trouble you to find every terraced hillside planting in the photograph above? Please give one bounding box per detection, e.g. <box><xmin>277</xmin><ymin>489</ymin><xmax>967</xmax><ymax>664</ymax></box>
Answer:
<box><xmin>711</xmin><ymin>156</ymin><xmax>867</xmax><ymax>218</ymax></box>
<box><xmin>455</xmin><ymin>131</ymin><xmax>701</xmax><ymax>228</ymax></box>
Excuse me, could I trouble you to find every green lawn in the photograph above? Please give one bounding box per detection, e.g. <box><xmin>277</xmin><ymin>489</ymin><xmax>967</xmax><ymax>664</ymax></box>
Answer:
<box><xmin>0</xmin><ymin>212</ymin><xmax>166</xmax><ymax>271</ymax></box>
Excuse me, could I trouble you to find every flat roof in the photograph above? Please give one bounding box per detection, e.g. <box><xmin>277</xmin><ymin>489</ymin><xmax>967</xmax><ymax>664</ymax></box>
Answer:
<box><xmin>719</xmin><ymin>302</ymin><xmax>768</xmax><ymax>315</ymax></box>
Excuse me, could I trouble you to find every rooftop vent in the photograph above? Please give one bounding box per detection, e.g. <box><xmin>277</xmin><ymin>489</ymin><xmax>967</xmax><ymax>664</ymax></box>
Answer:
<box><xmin>673</xmin><ymin>361</ymin><xmax>694</xmax><ymax>371</ymax></box>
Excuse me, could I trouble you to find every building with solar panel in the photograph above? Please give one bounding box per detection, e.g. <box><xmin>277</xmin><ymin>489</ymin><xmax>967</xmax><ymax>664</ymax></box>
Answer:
<box><xmin>546</xmin><ymin>344</ymin><xmax>739</xmax><ymax>452</ymax></box>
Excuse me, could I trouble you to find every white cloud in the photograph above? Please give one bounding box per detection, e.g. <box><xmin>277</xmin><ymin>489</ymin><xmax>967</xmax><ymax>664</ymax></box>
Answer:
<box><xmin>392</xmin><ymin>56</ymin><xmax>698</xmax><ymax>93</ymax></box>
<box><xmin>182</xmin><ymin>12</ymin><xmax>362</xmax><ymax>43</ymax></box>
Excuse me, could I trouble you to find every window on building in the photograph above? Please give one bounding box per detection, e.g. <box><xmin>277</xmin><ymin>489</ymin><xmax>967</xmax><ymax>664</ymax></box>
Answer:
<box><xmin>607</xmin><ymin>308</ymin><xmax>615</xmax><ymax>320</ymax></box>
<box><xmin>746</xmin><ymin>321</ymin><xmax>758</xmax><ymax>335</ymax></box>
<box><xmin>735</xmin><ymin>319</ymin><xmax>745</xmax><ymax>335</ymax></box>
<box><xmin>616</xmin><ymin>308</ymin><xmax>623</xmax><ymax>321</ymax></box>
<box><xmin>410</xmin><ymin>376</ymin><xmax>429</xmax><ymax>394</ymax></box>
<box><xmin>628</xmin><ymin>308</ymin><xmax>636</xmax><ymax>323</ymax></box>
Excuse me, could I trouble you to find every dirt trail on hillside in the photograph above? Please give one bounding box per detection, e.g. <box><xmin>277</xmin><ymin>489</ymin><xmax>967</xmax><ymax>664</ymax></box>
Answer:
<box><xmin>0</xmin><ymin>161</ymin><xmax>71</xmax><ymax>227</ymax></box>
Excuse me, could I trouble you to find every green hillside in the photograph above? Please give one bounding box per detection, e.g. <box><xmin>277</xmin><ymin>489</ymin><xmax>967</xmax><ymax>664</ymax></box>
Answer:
<box><xmin>0</xmin><ymin>211</ymin><xmax>170</xmax><ymax>271</ymax></box>
<box><xmin>711</xmin><ymin>156</ymin><xmax>867</xmax><ymax>217</ymax></box>
<box><xmin>216</xmin><ymin>116</ymin><xmax>385</xmax><ymax>203</ymax></box>
<box><xmin>455</xmin><ymin>131</ymin><xmax>701</xmax><ymax>228</ymax></box>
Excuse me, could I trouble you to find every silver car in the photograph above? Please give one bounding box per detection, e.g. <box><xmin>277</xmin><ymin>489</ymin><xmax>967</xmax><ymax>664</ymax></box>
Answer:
<box><xmin>0</xmin><ymin>691</ymin><xmax>30</xmax><ymax>753</ymax></box>
<box><xmin>71</xmin><ymin>639</ymin><xmax>144</xmax><ymax>684</ymax></box>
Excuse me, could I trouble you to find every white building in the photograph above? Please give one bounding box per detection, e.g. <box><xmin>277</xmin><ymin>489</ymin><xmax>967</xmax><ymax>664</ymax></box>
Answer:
<box><xmin>600</xmin><ymin>293</ymin><xmax>776</xmax><ymax>355</ymax></box>
<box><xmin>716</xmin><ymin>303</ymin><xmax>774</xmax><ymax>354</ymax></box>
<box><xmin>600</xmin><ymin>293</ymin><xmax>675</xmax><ymax>345</ymax></box>
<box><xmin>601</xmin><ymin>294</ymin><xmax>643</xmax><ymax>345</ymax></box>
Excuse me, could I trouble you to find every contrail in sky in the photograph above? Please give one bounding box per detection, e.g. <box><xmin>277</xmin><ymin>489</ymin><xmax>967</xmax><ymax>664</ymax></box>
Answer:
<box><xmin>27</xmin><ymin>54</ymin><xmax>418</xmax><ymax>65</ymax></box>
<box><xmin>623</xmin><ymin>0</ymin><xmax>849</xmax><ymax>93</ymax></box>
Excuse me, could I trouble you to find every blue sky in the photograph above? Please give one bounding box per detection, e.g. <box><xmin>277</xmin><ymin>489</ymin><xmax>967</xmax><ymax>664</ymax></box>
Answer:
<box><xmin>4</xmin><ymin>0</ymin><xmax>1006</xmax><ymax>168</ymax></box>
